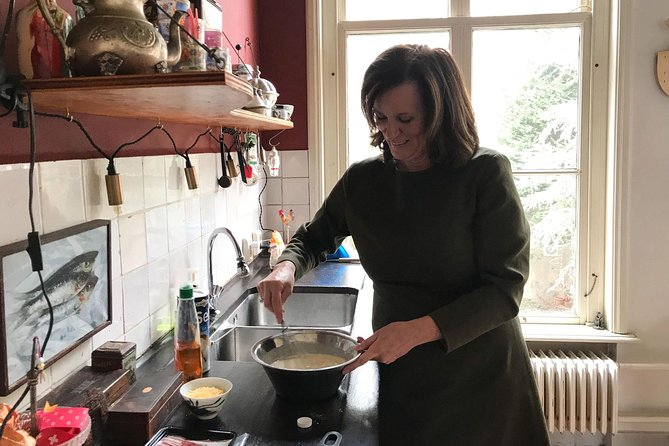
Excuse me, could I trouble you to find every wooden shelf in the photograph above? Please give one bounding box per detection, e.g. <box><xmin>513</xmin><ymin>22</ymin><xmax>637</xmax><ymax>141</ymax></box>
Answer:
<box><xmin>21</xmin><ymin>72</ymin><xmax>293</xmax><ymax>131</ymax></box>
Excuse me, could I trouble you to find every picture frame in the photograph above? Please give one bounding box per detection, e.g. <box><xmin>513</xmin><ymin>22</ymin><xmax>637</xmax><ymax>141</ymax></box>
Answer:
<box><xmin>0</xmin><ymin>220</ymin><xmax>112</xmax><ymax>395</ymax></box>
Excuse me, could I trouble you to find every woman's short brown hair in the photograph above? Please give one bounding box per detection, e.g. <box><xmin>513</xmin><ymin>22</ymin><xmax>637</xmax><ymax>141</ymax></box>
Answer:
<box><xmin>361</xmin><ymin>44</ymin><xmax>479</xmax><ymax>167</ymax></box>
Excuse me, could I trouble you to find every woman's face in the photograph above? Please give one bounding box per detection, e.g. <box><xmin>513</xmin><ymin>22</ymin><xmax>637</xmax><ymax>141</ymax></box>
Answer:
<box><xmin>373</xmin><ymin>81</ymin><xmax>430</xmax><ymax>171</ymax></box>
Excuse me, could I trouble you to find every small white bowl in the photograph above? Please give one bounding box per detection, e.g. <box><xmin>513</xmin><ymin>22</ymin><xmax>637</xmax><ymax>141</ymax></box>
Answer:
<box><xmin>179</xmin><ymin>377</ymin><xmax>233</xmax><ymax>420</ymax></box>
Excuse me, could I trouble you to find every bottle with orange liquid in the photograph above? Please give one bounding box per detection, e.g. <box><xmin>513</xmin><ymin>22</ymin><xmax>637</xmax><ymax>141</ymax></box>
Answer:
<box><xmin>175</xmin><ymin>284</ymin><xmax>202</xmax><ymax>382</ymax></box>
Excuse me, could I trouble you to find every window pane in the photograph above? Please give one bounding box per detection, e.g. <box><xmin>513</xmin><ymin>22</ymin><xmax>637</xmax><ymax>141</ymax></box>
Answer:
<box><xmin>472</xmin><ymin>27</ymin><xmax>581</xmax><ymax>171</ymax></box>
<box><xmin>345</xmin><ymin>0</ymin><xmax>449</xmax><ymax>21</ymax></box>
<box><xmin>470</xmin><ymin>0</ymin><xmax>585</xmax><ymax>16</ymax></box>
<box><xmin>346</xmin><ymin>33</ymin><xmax>450</xmax><ymax>166</ymax></box>
<box><xmin>516</xmin><ymin>174</ymin><xmax>578</xmax><ymax>316</ymax></box>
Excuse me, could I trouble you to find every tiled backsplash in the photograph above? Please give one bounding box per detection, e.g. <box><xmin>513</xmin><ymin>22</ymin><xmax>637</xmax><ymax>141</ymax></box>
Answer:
<box><xmin>0</xmin><ymin>150</ymin><xmax>309</xmax><ymax>407</ymax></box>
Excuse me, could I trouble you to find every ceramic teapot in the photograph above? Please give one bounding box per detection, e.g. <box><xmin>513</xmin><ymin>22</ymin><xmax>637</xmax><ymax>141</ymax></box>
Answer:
<box><xmin>36</xmin><ymin>0</ymin><xmax>187</xmax><ymax>76</ymax></box>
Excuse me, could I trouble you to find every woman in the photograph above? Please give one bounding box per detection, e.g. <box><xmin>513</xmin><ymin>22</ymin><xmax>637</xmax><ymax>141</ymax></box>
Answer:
<box><xmin>257</xmin><ymin>44</ymin><xmax>550</xmax><ymax>445</ymax></box>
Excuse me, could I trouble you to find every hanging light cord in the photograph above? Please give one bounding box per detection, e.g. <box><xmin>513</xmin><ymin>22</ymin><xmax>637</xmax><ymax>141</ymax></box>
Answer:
<box><xmin>185</xmin><ymin>128</ymin><xmax>212</xmax><ymax>155</ymax></box>
<box><xmin>0</xmin><ymin>0</ymin><xmax>16</xmax><ymax>57</ymax></box>
<box><xmin>0</xmin><ymin>88</ymin><xmax>53</xmax><ymax>442</ymax></box>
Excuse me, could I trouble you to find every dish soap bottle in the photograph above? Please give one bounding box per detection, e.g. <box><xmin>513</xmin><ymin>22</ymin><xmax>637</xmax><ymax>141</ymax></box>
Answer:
<box><xmin>267</xmin><ymin>145</ymin><xmax>280</xmax><ymax>177</ymax></box>
<box><xmin>175</xmin><ymin>284</ymin><xmax>202</xmax><ymax>382</ymax></box>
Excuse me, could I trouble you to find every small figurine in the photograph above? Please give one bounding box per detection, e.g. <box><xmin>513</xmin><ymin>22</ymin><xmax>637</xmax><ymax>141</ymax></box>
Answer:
<box><xmin>16</xmin><ymin>0</ymin><xmax>72</xmax><ymax>79</ymax></box>
<box><xmin>593</xmin><ymin>311</ymin><xmax>606</xmax><ymax>330</ymax></box>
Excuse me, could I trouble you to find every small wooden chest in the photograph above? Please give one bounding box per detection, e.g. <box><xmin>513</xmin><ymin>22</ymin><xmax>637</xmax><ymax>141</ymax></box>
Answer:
<box><xmin>92</xmin><ymin>341</ymin><xmax>137</xmax><ymax>372</ymax></box>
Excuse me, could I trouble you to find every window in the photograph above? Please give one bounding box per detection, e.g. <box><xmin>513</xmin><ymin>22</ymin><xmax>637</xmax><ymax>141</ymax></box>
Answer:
<box><xmin>308</xmin><ymin>0</ymin><xmax>611</xmax><ymax>324</ymax></box>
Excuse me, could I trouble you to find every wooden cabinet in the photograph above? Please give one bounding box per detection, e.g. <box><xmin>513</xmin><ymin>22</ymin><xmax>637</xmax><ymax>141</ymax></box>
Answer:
<box><xmin>21</xmin><ymin>71</ymin><xmax>293</xmax><ymax>131</ymax></box>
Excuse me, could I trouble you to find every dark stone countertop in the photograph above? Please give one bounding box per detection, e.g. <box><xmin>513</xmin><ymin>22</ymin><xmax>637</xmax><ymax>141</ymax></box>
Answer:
<box><xmin>160</xmin><ymin>255</ymin><xmax>378</xmax><ymax>446</ymax></box>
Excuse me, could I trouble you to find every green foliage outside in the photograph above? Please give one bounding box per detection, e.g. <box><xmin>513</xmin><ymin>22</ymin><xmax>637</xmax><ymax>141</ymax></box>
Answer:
<box><xmin>499</xmin><ymin>63</ymin><xmax>579</xmax><ymax>313</ymax></box>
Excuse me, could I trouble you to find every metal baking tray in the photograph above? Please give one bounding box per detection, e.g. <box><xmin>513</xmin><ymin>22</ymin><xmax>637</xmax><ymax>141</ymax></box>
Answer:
<box><xmin>145</xmin><ymin>426</ymin><xmax>237</xmax><ymax>446</ymax></box>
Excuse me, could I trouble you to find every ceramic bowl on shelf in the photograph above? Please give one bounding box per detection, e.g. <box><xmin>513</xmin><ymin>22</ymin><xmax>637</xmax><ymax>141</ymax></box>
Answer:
<box><xmin>179</xmin><ymin>377</ymin><xmax>233</xmax><ymax>420</ymax></box>
<box><xmin>272</xmin><ymin>104</ymin><xmax>294</xmax><ymax>121</ymax></box>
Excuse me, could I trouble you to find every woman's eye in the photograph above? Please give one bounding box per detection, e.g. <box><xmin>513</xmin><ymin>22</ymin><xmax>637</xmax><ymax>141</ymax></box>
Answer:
<box><xmin>374</xmin><ymin>115</ymin><xmax>387</xmax><ymax>122</ymax></box>
<box><xmin>398</xmin><ymin>117</ymin><xmax>412</xmax><ymax>124</ymax></box>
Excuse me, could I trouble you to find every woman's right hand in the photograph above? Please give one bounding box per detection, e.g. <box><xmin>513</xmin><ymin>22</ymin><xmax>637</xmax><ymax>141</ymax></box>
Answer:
<box><xmin>257</xmin><ymin>261</ymin><xmax>296</xmax><ymax>323</ymax></box>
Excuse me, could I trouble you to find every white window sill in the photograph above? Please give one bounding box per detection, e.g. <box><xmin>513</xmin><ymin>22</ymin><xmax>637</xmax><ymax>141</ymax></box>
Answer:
<box><xmin>522</xmin><ymin>323</ymin><xmax>638</xmax><ymax>343</ymax></box>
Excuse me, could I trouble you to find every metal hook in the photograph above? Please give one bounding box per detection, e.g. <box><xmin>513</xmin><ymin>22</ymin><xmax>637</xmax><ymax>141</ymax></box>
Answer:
<box><xmin>268</xmin><ymin>129</ymin><xmax>286</xmax><ymax>147</ymax></box>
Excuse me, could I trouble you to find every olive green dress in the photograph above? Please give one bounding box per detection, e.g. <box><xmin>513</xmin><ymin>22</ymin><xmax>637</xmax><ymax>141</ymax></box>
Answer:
<box><xmin>278</xmin><ymin>148</ymin><xmax>550</xmax><ymax>445</ymax></box>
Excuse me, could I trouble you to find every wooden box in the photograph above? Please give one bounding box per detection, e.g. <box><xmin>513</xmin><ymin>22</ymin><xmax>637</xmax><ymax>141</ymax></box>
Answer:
<box><xmin>106</xmin><ymin>362</ymin><xmax>182</xmax><ymax>446</ymax></box>
<box><xmin>37</xmin><ymin>366</ymin><xmax>135</xmax><ymax>446</ymax></box>
<box><xmin>92</xmin><ymin>341</ymin><xmax>137</xmax><ymax>372</ymax></box>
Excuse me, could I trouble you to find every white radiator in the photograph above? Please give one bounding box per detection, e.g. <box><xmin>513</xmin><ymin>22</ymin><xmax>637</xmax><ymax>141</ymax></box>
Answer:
<box><xmin>529</xmin><ymin>350</ymin><xmax>618</xmax><ymax>434</ymax></box>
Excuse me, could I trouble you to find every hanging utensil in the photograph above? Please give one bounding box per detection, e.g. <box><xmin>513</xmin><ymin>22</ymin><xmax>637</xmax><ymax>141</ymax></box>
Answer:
<box><xmin>226</xmin><ymin>143</ymin><xmax>238</xmax><ymax>178</ymax></box>
<box><xmin>217</xmin><ymin>136</ymin><xmax>232</xmax><ymax>188</ymax></box>
<box><xmin>237</xmin><ymin>140</ymin><xmax>248</xmax><ymax>184</ymax></box>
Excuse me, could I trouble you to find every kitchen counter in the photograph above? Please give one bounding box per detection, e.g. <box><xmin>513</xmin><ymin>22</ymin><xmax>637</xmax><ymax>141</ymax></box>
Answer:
<box><xmin>159</xmin><ymin>255</ymin><xmax>378</xmax><ymax>445</ymax></box>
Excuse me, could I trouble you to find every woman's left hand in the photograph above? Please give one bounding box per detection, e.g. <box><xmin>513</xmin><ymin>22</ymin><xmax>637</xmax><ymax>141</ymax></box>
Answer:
<box><xmin>342</xmin><ymin>316</ymin><xmax>441</xmax><ymax>374</ymax></box>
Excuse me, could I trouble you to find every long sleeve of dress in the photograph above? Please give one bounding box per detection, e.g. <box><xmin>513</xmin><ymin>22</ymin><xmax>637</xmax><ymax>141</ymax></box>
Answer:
<box><xmin>429</xmin><ymin>153</ymin><xmax>530</xmax><ymax>352</ymax></box>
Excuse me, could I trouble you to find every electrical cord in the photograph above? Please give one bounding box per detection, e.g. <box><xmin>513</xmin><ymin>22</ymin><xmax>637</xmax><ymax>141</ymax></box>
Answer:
<box><xmin>0</xmin><ymin>0</ymin><xmax>16</xmax><ymax>58</ymax></box>
<box><xmin>0</xmin><ymin>87</ymin><xmax>53</xmax><ymax>442</ymax></box>
<box><xmin>184</xmin><ymin>128</ymin><xmax>212</xmax><ymax>156</ymax></box>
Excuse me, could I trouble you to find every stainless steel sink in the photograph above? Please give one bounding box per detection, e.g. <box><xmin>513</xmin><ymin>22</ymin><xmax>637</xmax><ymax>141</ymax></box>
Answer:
<box><xmin>211</xmin><ymin>288</ymin><xmax>359</xmax><ymax>361</ymax></box>
<box><xmin>213</xmin><ymin>326</ymin><xmax>284</xmax><ymax>362</ymax></box>
<box><xmin>224</xmin><ymin>289</ymin><xmax>358</xmax><ymax>330</ymax></box>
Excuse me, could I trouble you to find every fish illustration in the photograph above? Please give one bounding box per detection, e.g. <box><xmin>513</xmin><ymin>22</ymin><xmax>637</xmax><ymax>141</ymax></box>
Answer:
<box><xmin>21</xmin><ymin>251</ymin><xmax>98</xmax><ymax>295</ymax></box>
<box><xmin>19</xmin><ymin>274</ymin><xmax>98</xmax><ymax>327</ymax></box>
<box><xmin>8</xmin><ymin>251</ymin><xmax>100</xmax><ymax>327</ymax></box>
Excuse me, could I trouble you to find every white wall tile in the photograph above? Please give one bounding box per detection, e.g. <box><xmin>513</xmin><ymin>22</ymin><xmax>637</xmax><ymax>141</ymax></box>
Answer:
<box><xmin>146</xmin><ymin>206</ymin><xmax>169</xmax><ymax>262</ymax></box>
<box><xmin>262</xmin><ymin>205</ymin><xmax>283</xmax><ymax>233</ymax></box>
<box><xmin>214</xmin><ymin>190</ymin><xmax>228</xmax><ymax>227</ymax></box>
<box><xmin>0</xmin><ymin>164</ymin><xmax>41</xmax><ymax>245</ymax></box>
<box><xmin>110</xmin><ymin>219</ymin><xmax>121</xmax><ymax>280</ymax></box>
<box><xmin>280</xmin><ymin>150</ymin><xmax>308</xmax><ymax>178</ymax></box>
<box><xmin>143</xmin><ymin>156</ymin><xmax>167</xmax><ymax>208</ymax></box>
<box><xmin>185</xmin><ymin>196</ymin><xmax>202</xmax><ymax>243</ymax></box>
<box><xmin>124</xmin><ymin>317</ymin><xmax>151</xmax><ymax>357</ymax></box>
<box><xmin>165</xmin><ymin>155</ymin><xmax>187</xmax><ymax>203</ymax></box>
<box><xmin>262</xmin><ymin>178</ymin><xmax>282</xmax><ymax>205</ymax></box>
<box><xmin>195</xmin><ymin>153</ymin><xmax>218</xmax><ymax>194</ymax></box>
<box><xmin>200</xmin><ymin>193</ymin><xmax>217</xmax><ymax>238</ymax></box>
<box><xmin>110</xmin><ymin>277</ymin><xmax>124</xmax><ymax>325</ymax></box>
<box><xmin>0</xmin><ymin>147</ymin><xmax>275</xmax><ymax>403</ymax></box>
<box><xmin>82</xmin><ymin>158</ymin><xmax>118</xmax><ymax>220</ymax></box>
<box><xmin>118</xmin><ymin>213</ymin><xmax>148</xmax><ymax>274</ymax></box>
<box><xmin>39</xmin><ymin>160</ymin><xmax>86</xmax><ymax>233</ymax></box>
<box><xmin>114</xmin><ymin>157</ymin><xmax>145</xmax><ymax>215</ymax></box>
<box><xmin>150</xmin><ymin>304</ymin><xmax>172</xmax><ymax>343</ymax></box>
<box><xmin>122</xmin><ymin>265</ymin><xmax>149</xmax><ymax>331</ymax></box>
<box><xmin>282</xmin><ymin>205</ymin><xmax>309</xmax><ymax>242</ymax></box>
<box><xmin>282</xmin><ymin>178</ymin><xmax>309</xmax><ymax>205</ymax></box>
<box><xmin>92</xmin><ymin>321</ymin><xmax>124</xmax><ymax>351</ymax></box>
<box><xmin>167</xmin><ymin>201</ymin><xmax>187</xmax><ymax>251</ymax></box>
<box><xmin>148</xmin><ymin>256</ymin><xmax>170</xmax><ymax>313</ymax></box>
<box><xmin>169</xmin><ymin>247</ymin><xmax>189</xmax><ymax>296</ymax></box>
<box><xmin>186</xmin><ymin>239</ymin><xmax>204</xmax><ymax>281</ymax></box>
<box><xmin>49</xmin><ymin>339</ymin><xmax>93</xmax><ymax>386</ymax></box>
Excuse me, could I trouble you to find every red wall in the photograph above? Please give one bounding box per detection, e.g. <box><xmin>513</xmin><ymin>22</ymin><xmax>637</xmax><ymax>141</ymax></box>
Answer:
<box><xmin>0</xmin><ymin>0</ymin><xmax>286</xmax><ymax>164</ymax></box>
<box><xmin>257</xmin><ymin>1</ymin><xmax>308</xmax><ymax>151</ymax></box>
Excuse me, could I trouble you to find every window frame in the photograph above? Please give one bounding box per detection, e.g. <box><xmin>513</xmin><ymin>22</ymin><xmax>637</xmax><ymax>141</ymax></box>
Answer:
<box><xmin>306</xmin><ymin>0</ymin><xmax>613</xmax><ymax>325</ymax></box>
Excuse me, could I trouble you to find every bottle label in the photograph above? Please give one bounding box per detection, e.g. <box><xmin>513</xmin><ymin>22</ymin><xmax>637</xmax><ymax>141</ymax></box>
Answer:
<box><xmin>194</xmin><ymin>290</ymin><xmax>209</xmax><ymax>335</ymax></box>
<box><xmin>193</xmin><ymin>290</ymin><xmax>210</xmax><ymax>372</ymax></box>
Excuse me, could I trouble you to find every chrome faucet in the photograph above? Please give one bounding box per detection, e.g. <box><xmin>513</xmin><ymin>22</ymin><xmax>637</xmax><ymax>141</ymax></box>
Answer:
<box><xmin>207</xmin><ymin>227</ymin><xmax>249</xmax><ymax>301</ymax></box>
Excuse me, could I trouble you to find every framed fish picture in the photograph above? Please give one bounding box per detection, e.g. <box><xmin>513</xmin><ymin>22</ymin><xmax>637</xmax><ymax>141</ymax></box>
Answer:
<box><xmin>0</xmin><ymin>220</ymin><xmax>111</xmax><ymax>395</ymax></box>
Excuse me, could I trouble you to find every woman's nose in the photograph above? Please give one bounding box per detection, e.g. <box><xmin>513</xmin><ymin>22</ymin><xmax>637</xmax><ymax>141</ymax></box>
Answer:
<box><xmin>384</xmin><ymin>122</ymin><xmax>401</xmax><ymax>139</ymax></box>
